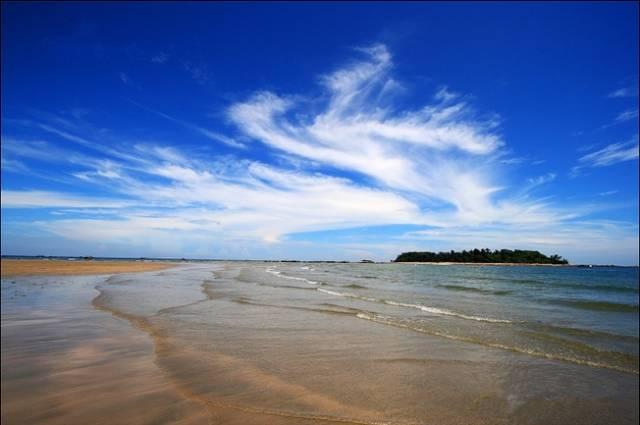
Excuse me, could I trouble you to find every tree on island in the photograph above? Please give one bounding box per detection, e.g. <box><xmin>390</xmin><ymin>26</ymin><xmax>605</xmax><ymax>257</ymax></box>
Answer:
<box><xmin>394</xmin><ymin>249</ymin><xmax>568</xmax><ymax>264</ymax></box>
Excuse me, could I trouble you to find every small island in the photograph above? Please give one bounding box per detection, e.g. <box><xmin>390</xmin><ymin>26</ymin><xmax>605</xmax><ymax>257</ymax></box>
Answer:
<box><xmin>394</xmin><ymin>249</ymin><xmax>568</xmax><ymax>265</ymax></box>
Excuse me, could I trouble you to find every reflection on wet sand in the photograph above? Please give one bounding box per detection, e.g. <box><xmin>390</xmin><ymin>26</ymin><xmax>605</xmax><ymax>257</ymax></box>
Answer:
<box><xmin>1</xmin><ymin>275</ymin><xmax>208</xmax><ymax>425</ymax></box>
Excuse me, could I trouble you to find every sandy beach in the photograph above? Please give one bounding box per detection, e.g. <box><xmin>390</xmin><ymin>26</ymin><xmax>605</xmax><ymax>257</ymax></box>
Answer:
<box><xmin>0</xmin><ymin>259</ymin><xmax>177</xmax><ymax>277</ymax></box>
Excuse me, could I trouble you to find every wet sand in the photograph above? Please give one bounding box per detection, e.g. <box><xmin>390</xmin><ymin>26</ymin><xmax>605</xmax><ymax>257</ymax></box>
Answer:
<box><xmin>1</xmin><ymin>259</ymin><xmax>176</xmax><ymax>277</ymax></box>
<box><xmin>1</xmin><ymin>273</ymin><xmax>209</xmax><ymax>425</ymax></box>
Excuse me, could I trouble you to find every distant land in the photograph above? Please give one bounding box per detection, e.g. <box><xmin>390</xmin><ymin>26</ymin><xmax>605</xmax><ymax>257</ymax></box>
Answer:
<box><xmin>394</xmin><ymin>249</ymin><xmax>569</xmax><ymax>264</ymax></box>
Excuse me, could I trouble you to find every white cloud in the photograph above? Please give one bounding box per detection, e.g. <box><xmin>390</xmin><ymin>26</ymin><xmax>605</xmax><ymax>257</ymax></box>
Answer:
<box><xmin>608</xmin><ymin>86</ymin><xmax>638</xmax><ymax>98</ymax></box>
<box><xmin>228</xmin><ymin>44</ymin><xmax>510</xmax><ymax>223</ymax></box>
<box><xmin>578</xmin><ymin>141</ymin><xmax>638</xmax><ymax>167</ymax></box>
<box><xmin>128</xmin><ymin>100</ymin><xmax>246</xmax><ymax>149</ymax></box>
<box><xmin>500</xmin><ymin>157</ymin><xmax>526</xmax><ymax>165</ymax></box>
<box><xmin>615</xmin><ymin>109</ymin><xmax>639</xmax><ymax>123</ymax></box>
<box><xmin>1</xmin><ymin>191</ymin><xmax>132</xmax><ymax>209</ymax></box>
<box><xmin>433</xmin><ymin>86</ymin><xmax>459</xmax><ymax>102</ymax></box>
<box><xmin>527</xmin><ymin>172</ymin><xmax>556</xmax><ymax>187</ymax></box>
<box><xmin>1</xmin><ymin>157</ymin><xmax>31</xmax><ymax>174</ymax></box>
<box><xmin>570</xmin><ymin>140</ymin><xmax>639</xmax><ymax>177</ymax></box>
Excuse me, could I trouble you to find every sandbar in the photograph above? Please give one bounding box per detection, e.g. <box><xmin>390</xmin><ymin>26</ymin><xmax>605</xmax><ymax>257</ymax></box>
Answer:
<box><xmin>1</xmin><ymin>259</ymin><xmax>177</xmax><ymax>277</ymax></box>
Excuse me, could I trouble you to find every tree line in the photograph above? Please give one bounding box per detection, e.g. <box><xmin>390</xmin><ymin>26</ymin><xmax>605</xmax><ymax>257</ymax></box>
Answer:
<box><xmin>394</xmin><ymin>249</ymin><xmax>568</xmax><ymax>264</ymax></box>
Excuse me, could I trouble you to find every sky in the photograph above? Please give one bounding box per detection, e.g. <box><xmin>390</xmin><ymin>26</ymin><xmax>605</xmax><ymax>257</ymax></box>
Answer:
<box><xmin>1</xmin><ymin>2</ymin><xmax>638</xmax><ymax>264</ymax></box>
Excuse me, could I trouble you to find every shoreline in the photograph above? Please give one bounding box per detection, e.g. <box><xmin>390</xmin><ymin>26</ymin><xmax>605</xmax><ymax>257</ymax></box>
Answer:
<box><xmin>0</xmin><ymin>259</ymin><xmax>177</xmax><ymax>277</ymax></box>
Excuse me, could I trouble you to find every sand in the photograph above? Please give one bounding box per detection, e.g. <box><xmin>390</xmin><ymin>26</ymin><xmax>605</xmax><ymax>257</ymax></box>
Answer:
<box><xmin>1</xmin><ymin>274</ymin><xmax>209</xmax><ymax>425</ymax></box>
<box><xmin>0</xmin><ymin>259</ymin><xmax>177</xmax><ymax>277</ymax></box>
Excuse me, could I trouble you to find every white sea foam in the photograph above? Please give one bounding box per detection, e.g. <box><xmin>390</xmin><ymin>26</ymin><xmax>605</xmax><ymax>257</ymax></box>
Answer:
<box><xmin>266</xmin><ymin>267</ymin><xmax>318</xmax><ymax>285</ymax></box>
<box><xmin>317</xmin><ymin>288</ymin><xmax>355</xmax><ymax>297</ymax></box>
<box><xmin>313</xmin><ymin>284</ymin><xmax>511</xmax><ymax>324</ymax></box>
<box><xmin>265</xmin><ymin>267</ymin><xmax>281</xmax><ymax>275</ymax></box>
<box><xmin>382</xmin><ymin>300</ymin><xmax>512</xmax><ymax>323</ymax></box>
<box><xmin>316</xmin><ymin>288</ymin><xmax>378</xmax><ymax>302</ymax></box>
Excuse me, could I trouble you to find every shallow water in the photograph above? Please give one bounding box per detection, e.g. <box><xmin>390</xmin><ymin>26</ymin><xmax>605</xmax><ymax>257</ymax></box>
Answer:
<box><xmin>2</xmin><ymin>262</ymin><xmax>638</xmax><ymax>424</ymax></box>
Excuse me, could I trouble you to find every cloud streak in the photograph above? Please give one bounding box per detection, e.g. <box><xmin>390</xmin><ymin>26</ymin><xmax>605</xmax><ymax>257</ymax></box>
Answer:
<box><xmin>578</xmin><ymin>141</ymin><xmax>638</xmax><ymax>167</ymax></box>
<box><xmin>615</xmin><ymin>109</ymin><xmax>639</xmax><ymax>123</ymax></box>
<box><xmin>128</xmin><ymin>100</ymin><xmax>247</xmax><ymax>149</ymax></box>
<box><xmin>608</xmin><ymin>86</ymin><xmax>638</xmax><ymax>98</ymax></box>
<box><xmin>570</xmin><ymin>139</ymin><xmax>639</xmax><ymax>177</ymax></box>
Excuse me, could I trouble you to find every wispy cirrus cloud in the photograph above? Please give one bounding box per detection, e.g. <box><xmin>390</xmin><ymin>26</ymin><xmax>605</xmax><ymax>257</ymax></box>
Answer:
<box><xmin>578</xmin><ymin>140</ymin><xmax>638</xmax><ymax>167</ymax></box>
<box><xmin>1</xmin><ymin>157</ymin><xmax>31</xmax><ymax>174</ymax></box>
<box><xmin>128</xmin><ymin>100</ymin><xmax>246</xmax><ymax>149</ymax></box>
<box><xmin>615</xmin><ymin>108</ymin><xmax>639</xmax><ymax>123</ymax></box>
<box><xmin>608</xmin><ymin>86</ymin><xmax>638</xmax><ymax>98</ymax></box>
<box><xmin>571</xmin><ymin>139</ymin><xmax>639</xmax><ymax>177</ymax></box>
<box><xmin>228</xmin><ymin>44</ymin><xmax>513</xmax><ymax>223</ymax></box>
<box><xmin>1</xmin><ymin>190</ymin><xmax>132</xmax><ymax>209</ymax></box>
<box><xmin>527</xmin><ymin>172</ymin><xmax>556</xmax><ymax>187</ymax></box>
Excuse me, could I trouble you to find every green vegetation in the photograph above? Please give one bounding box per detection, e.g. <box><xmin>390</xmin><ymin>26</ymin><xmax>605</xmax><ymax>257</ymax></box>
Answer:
<box><xmin>394</xmin><ymin>249</ymin><xmax>568</xmax><ymax>264</ymax></box>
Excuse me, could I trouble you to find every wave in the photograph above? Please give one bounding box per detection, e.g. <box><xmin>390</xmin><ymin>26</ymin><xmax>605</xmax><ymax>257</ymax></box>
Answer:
<box><xmin>258</xmin><ymin>283</ymin><xmax>315</xmax><ymax>291</ymax></box>
<box><xmin>265</xmin><ymin>267</ymin><xmax>281</xmax><ymax>275</ymax></box>
<box><xmin>552</xmin><ymin>300</ymin><xmax>639</xmax><ymax>313</ymax></box>
<box><xmin>459</xmin><ymin>275</ymin><xmax>545</xmax><ymax>285</ymax></box>
<box><xmin>381</xmin><ymin>300</ymin><xmax>513</xmax><ymax>323</ymax></box>
<box><xmin>355</xmin><ymin>313</ymin><xmax>638</xmax><ymax>374</ymax></box>
<box><xmin>231</xmin><ymin>297</ymin><xmax>360</xmax><ymax>316</ymax></box>
<box><xmin>556</xmin><ymin>283</ymin><xmax>638</xmax><ymax>294</ymax></box>
<box><xmin>457</xmin><ymin>275</ymin><xmax>638</xmax><ymax>293</ymax></box>
<box><xmin>344</xmin><ymin>284</ymin><xmax>368</xmax><ymax>289</ymax></box>
<box><xmin>524</xmin><ymin>322</ymin><xmax>639</xmax><ymax>342</ymax></box>
<box><xmin>299</xmin><ymin>266</ymin><xmax>316</xmax><ymax>271</ymax></box>
<box><xmin>314</xmin><ymin>287</ymin><xmax>513</xmax><ymax>323</ymax></box>
<box><xmin>437</xmin><ymin>284</ymin><xmax>512</xmax><ymax>296</ymax></box>
<box><xmin>265</xmin><ymin>267</ymin><xmax>319</xmax><ymax>285</ymax></box>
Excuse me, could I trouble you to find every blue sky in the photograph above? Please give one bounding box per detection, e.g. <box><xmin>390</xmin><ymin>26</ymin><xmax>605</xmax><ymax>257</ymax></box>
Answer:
<box><xmin>1</xmin><ymin>2</ymin><xmax>638</xmax><ymax>264</ymax></box>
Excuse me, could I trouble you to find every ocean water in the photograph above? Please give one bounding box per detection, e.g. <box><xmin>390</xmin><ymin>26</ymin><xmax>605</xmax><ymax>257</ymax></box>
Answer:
<box><xmin>267</xmin><ymin>263</ymin><xmax>640</xmax><ymax>374</ymax></box>
<box><xmin>2</xmin><ymin>262</ymin><xmax>638</xmax><ymax>424</ymax></box>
